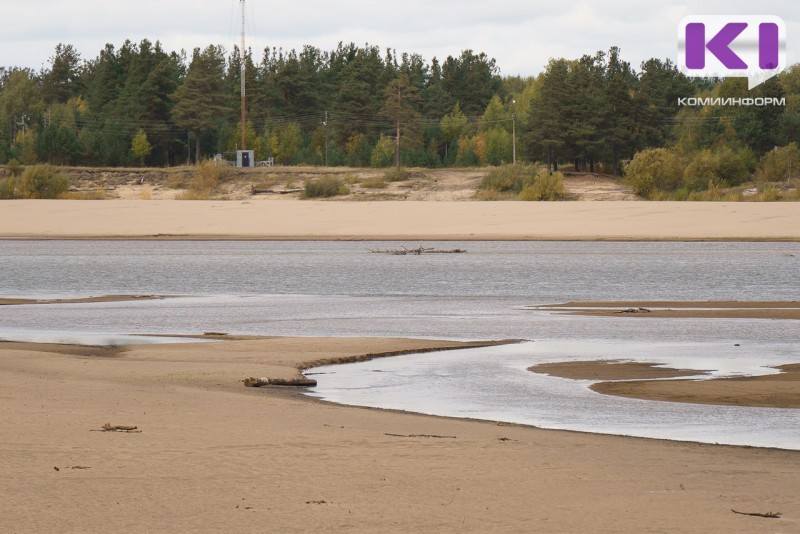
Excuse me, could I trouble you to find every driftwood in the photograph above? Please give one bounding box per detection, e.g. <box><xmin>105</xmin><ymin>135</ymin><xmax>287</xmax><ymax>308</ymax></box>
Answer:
<box><xmin>369</xmin><ymin>246</ymin><xmax>466</xmax><ymax>255</ymax></box>
<box><xmin>91</xmin><ymin>423</ymin><xmax>141</xmax><ymax>433</ymax></box>
<box><xmin>244</xmin><ymin>377</ymin><xmax>317</xmax><ymax>387</ymax></box>
<box><xmin>617</xmin><ymin>307</ymin><xmax>651</xmax><ymax>314</ymax></box>
<box><xmin>384</xmin><ymin>433</ymin><xmax>457</xmax><ymax>439</ymax></box>
<box><xmin>251</xmin><ymin>186</ymin><xmax>303</xmax><ymax>195</ymax></box>
<box><xmin>731</xmin><ymin>509</ymin><xmax>782</xmax><ymax>519</ymax></box>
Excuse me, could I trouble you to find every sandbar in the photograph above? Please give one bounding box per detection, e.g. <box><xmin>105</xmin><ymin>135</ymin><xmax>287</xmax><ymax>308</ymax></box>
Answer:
<box><xmin>1</xmin><ymin>337</ymin><xmax>799</xmax><ymax>533</ymax></box>
<box><xmin>532</xmin><ymin>301</ymin><xmax>800</xmax><ymax>319</ymax></box>
<box><xmin>0</xmin><ymin>294</ymin><xmax>161</xmax><ymax>306</ymax></box>
<box><xmin>528</xmin><ymin>359</ymin><xmax>800</xmax><ymax>409</ymax></box>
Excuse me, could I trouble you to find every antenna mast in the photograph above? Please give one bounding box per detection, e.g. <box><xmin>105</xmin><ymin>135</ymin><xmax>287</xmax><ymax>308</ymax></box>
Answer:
<box><xmin>240</xmin><ymin>0</ymin><xmax>246</xmax><ymax>150</ymax></box>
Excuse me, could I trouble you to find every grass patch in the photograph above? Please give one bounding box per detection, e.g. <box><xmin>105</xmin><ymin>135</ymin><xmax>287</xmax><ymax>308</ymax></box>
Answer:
<box><xmin>361</xmin><ymin>176</ymin><xmax>388</xmax><ymax>189</ymax></box>
<box><xmin>474</xmin><ymin>189</ymin><xmax>515</xmax><ymax>201</ymax></box>
<box><xmin>175</xmin><ymin>160</ymin><xmax>229</xmax><ymax>200</ymax></box>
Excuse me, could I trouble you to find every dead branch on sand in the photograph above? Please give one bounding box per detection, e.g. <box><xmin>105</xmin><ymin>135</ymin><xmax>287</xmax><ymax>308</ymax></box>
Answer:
<box><xmin>243</xmin><ymin>377</ymin><xmax>317</xmax><ymax>387</ymax></box>
<box><xmin>731</xmin><ymin>509</ymin><xmax>782</xmax><ymax>519</ymax></box>
<box><xmin>91</xmin><ymin>423</ymin><xmax>141</xmax><ymax>433</ymax></box>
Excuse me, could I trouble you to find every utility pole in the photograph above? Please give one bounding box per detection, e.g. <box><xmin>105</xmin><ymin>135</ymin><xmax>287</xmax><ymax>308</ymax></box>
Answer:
<box><xmin>511</xmin><ymin>98</ymin><xmax>516</xmax><ymax>165</ymax></box>
<box><xmin>239</xmin><ymin>0</ymin><xmax>247</xmax><ymax>151</ymax></box>
<box><xmin>395</xmin><ymin>86</ymin><xmax>401</xmax><ymax>167</ymax></box>
<box><xmin>323</xmin><ymin>111</ymin><xmax>328</xmax><ymax>166</ymax></box>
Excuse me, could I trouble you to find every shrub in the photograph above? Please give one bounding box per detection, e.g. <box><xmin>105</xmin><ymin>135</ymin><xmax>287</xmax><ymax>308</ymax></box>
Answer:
<box><xmin>192</xmin><ymin>159</ymin><xmax>227</xmax><ymax>191</ymax></box>
<box><xmin>6</xmin><ymin>159</ymin><xmax>23</xmax><ymax>176</ymax></box>
<box><xmin>479</xmin><ymin>164</ymin><xmax>541</xmax><ymax>194</ymax></box>
<box><xmin>683</xmin><ymin>149</ymin><xmax>721</xmax><ymax>191</ymax></box>
<box><xmin>757</xmin><ymin>143</ymin><xmax>800</xmax><ymax>183</ymax></box>
<box><xmin>519</xmin><ymin>171</ymin><xmax>568</xmax><ymax>201</ymax></box>
<box><xmin>683</xmin><ymin>145</ymin><xmax>754</xmax><ymax>191</ymax></box>
<box><xmin>757</xmin><ymin>184</ymin><xmax>782</xmax><ymax>201</ymax></box>
<box><xmin>384</xmin><ymin>167</ymin><xmax>409</xmax><ymax>182</ymax></box>
<box><xmin>303</xmin><ymin>176</ymin><xmax>349</xmax><ymax>198</ymax></box>
<box><xmin>361</xmin><ymin>176</ymin><xmax>388</xmax><ymax>189</ymax></box>
<box><xmin>624</xmin><ymin>148</ymin><xmax>684</xmax><ymax>198</ymax></box>
<box><xmin>21</xmin><ymin>165</ymin><xmax>69</xmax><ymax>199</ymax></box>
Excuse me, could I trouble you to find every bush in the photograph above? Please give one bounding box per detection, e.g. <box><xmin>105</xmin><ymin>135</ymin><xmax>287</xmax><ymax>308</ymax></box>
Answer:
<box><xmin>384</xmin><ymin>167</ymin><xmax>409</xmax><ymax>182</ymax></box>
<box><xmin>22</xmin><ymin>165</ymin><xmax>69</xmax><ymax>198</ymax></box>
<box><xmin>361</xmin><ymin>176</ymin><xmax>388</xmax><ymax>189</ymax></box>
<box><xmin>479</xmin><ymin>164</ymin><xmax>542</xmax><ymax>194</ymax></box>
<box><xmin>757</xmin><ymin>143</ymin><xmax>800</xmax><ymax>183</ymax></box>
<box><xmin>683</xmin><ymin>145</ymin><xmax>754</xmax><ymax>191</ymax></box>
<box><xmin>303</xmin><ymin>176</ymin><xmax>349</xmax><ymax>198</ymax></box>
<box><xmin>0</xmin><ymin>165</ymin><xmax>69</xmax><ymax>199</ymax></box>
<box><xmin>192</xmin><ymin>159</ymin><xmax>227</xmax><ymax>190</ymax></box>
<box><xmin>624</xmin><ymin>148</ymin><xmax>684</xmax><ymax>198</ymax></box>
<box><xmin>683</xmin><ymin>149</ymin><xmax>721</xmax><ymax>191</ymax></box>
<box><xmin>757</xmin><ymin>184</ymin><xmax>782</xmax><ymax>201</ymax></box>
<box><xmin>6</xmin><ymin>159</ymin><xmax>23</xmax><ymax>177</ymax></box>
<box><xmin>519</xmin><ymin>171</ymin><xmax>568</xmax><ymax>201</ymax></box>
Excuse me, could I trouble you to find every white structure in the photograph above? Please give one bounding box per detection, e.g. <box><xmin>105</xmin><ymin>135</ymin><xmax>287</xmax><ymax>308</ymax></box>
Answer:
<box><xmin>236</xmin><ymin>150</ymin><xmax>254</xmax><ymax>168</ymax></box>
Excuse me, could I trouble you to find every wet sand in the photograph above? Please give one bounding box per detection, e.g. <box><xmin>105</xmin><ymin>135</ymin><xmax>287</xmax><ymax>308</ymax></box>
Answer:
<box><xmin>1</xmin><ymin>199</ymin><xmax>800</xmax><ymax>241</ymax></box>
<box><xmin>528</xmin><ymin>360</ymin><xmax>800</xmax><ymax>409</ymax></box>
<box><xmin>1</xmin><ymin>337</ymin><xmax>799</xmax><ymax>533</ymax></box>
<box><xmin>532</xmin><ymin>301</ymin><xmax>800</xmax><ymax>319</ymax></box>
<box><xmin>0</xmin><ymin>294</ymin><xmax>161</xmax><ymax>306</ymax></box>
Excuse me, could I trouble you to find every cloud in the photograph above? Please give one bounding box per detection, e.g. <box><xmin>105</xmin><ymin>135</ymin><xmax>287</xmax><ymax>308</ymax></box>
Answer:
<box><xmin>1</xmin><ymin>0</ymin><xmax>797</xmax><ymax>75</ymax></box>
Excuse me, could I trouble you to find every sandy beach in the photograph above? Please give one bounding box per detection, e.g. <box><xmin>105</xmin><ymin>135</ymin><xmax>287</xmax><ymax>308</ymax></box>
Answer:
<box><xmin>1</xmin><ymin>337</ymin><xmax>798</xmax><ymax>533</ymax></box>
<box><xmin>2</xmin><ymin>202</ymin><xmax>799</xmax><ymax>532</ymax></box>
<box><xmin>1</xmin><ymin>199</ymin><xmax>800</xmax><ymax>240</ymax></box>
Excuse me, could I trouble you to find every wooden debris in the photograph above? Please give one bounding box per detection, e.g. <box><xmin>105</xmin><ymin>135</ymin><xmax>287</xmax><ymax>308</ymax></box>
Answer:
<box><xmin>384</xmin><ymin>433</ymin><xmax>457</xmax><ymax>439</ymax></box>
<box><xmin>731</xmin><ymin>509</ymin><xmax>782</xmax><ymax>519</ymax></box>
<box><xmin>243</xmin><ymin>377</ymin><xmax>317</xmax><ymax>388</ymax></box>
<box><xmin>91</xmin><ymin>423</ymin><xmax>141</xmax><ymax>433</ymax></box>
<box><xmin>369</xmin><ymin>246</ymin><xmax>466</xmax><ymax>255</ymax></box>
<box><xmin>251</xmin><ymin>186</ymin><xmax>303</xmax><ymax>195</ymax></box>
<box><xmin>617</xmin><ymin>307</ymin><xmax>651</xmax><ymax>314</ymax></box>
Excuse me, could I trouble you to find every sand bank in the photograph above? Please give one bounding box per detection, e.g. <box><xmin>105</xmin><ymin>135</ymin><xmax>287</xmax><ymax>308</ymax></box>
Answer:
<box><xmin>0</xmin><ymin>294</ymin><xmax>160</xmax><ymax>306</ymax></box>
<box><xmin>529</xmin><ymin>359</ymin><xmax>800</xmax><ymax>409</ymax></box>
<box><xmin>531</xmin><ymin>301</ymin><xmax>800</xmax><ymax>319</ymax></box>
<box><xmin>1</xmin><ymin>337</ymin><xmax>798</xmax><ymax>533</ymax></box>
<box><xmin>1</xmin><ymin>199</ymin><xmax>800</xmax><ymax>240</ymax></box>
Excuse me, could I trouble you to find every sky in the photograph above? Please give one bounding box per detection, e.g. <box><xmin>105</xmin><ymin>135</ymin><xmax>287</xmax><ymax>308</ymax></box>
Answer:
<box><xmin>1</xmin><ymin>1</ymin><xmax>798</xmax><ymax>77</ymax></box>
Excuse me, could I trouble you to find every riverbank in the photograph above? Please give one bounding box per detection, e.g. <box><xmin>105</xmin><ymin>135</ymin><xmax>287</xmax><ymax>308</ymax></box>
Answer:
<box><xmin>1</xmin><ymin>199</ymin><xmax>800</xmax><ymax>241</ymax></box>
<box><xmin>1</xmin><ymin>337</ymin><xmax>798</xmax><ymax>533</ymax></box>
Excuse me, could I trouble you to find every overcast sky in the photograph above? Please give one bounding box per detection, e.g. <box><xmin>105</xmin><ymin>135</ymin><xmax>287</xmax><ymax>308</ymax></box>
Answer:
<box><xmin>1</xmin><ymin>1</ymin><xmax>798</xmax><ymax>76</ymax></box>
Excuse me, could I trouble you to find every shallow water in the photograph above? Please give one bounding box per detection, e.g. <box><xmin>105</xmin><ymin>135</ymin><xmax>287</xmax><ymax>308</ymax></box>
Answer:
<box><xmin>307</xmin><ymin>340</ymin><xmax>800</xmax><ymax>450</ymax></box>
<box><xmin>1</xmin><ymin>240</ymin><xmax>798</xmax><ymax>448</ymax></box>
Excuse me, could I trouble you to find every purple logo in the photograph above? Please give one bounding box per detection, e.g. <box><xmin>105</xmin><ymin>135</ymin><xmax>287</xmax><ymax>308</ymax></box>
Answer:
<box><xmin>678</xmin><ymin>16</ymin><xmax>786</xmax><ymax>89</ymax></box>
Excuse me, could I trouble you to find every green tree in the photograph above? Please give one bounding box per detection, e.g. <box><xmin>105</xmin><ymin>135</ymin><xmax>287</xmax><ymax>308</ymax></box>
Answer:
<box><xmin>131</xmin><ymin>128</ymin><xmax>152</xmax><ymax>165</ymax></box>
<box><xmin>439</xmin><ymin>102</ymin><xmax>469</xmax><ymax>162</ymax></box>
<box><xmin>381</xmin><ymin>74</ymin><xmax>421</xmax><ymax>166</ymax></box>
<box><xmin>172</xmin><ymin>45</ymin><xmax>227</xmax><ymax>163</ymax></box>
<box><xmin>41</xmin><ymin>44</ymin><xmax>83</xmax><ymax>105</ymax></box>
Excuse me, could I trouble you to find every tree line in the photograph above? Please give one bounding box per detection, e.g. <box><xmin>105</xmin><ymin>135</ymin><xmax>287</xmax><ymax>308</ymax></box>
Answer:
<box><xmin>1</xmin><ymin>40</ymin><xmax>798</xmax><ymax>172</ymax></box>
